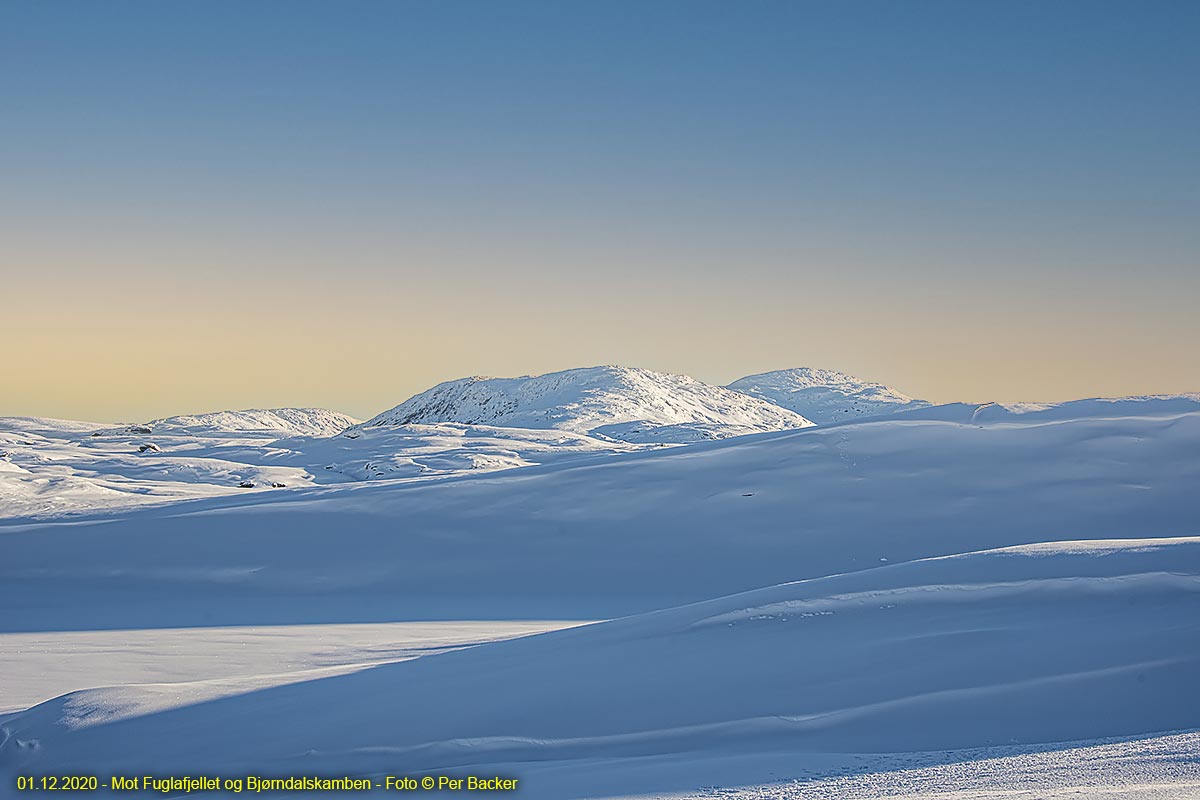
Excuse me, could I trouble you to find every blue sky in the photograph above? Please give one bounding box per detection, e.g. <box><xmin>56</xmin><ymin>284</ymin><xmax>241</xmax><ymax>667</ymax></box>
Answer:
<box><xmin>3</xmin><ymin>1</ymin><xmax>1198</xmax><ymax>419</ymax></box>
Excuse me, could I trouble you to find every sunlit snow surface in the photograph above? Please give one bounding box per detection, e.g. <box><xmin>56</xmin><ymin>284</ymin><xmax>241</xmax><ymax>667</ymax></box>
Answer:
<box><xmin>358</xmin><ymin>365</ymin><xmax>814</xmax><ymax>438</ymax></box>
<box><xmin>0</xmin><ymin>366</ymin><xmax>821</xmax><ymax>521</ymax></box>
<box><xmin>2</xmin><ymin>390</ymin><xmax>1200</xmax><ymax>798</ymax></box>
<box><xmin>559</xmin><ymin>732</ymin><xmax>1200</xmax><ymax>799</ymax></box>
<box><xmin>0</xmin><ymin>411</ymin><xmax>652</xmax><ymax>519</ymax></box>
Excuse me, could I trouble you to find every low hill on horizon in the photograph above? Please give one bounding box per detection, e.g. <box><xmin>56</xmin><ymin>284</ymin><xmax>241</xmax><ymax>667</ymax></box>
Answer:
<box><xmin>727</xmin><ymin>367</ymin><xmax>930</xmax><ymax>424</ymax></box>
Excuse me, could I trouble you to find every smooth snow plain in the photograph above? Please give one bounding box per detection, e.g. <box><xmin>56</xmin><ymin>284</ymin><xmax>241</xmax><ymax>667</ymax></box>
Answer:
<box><xmin>2</xmin><ymin>376</ymin><xmax>1199</xmax><ymax>798</ymax></box>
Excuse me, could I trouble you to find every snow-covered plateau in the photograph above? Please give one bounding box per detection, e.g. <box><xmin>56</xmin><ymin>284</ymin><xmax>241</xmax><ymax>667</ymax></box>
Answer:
<box><xmin>1</xmin><ymin>366</ymin><xmax>1198</xmax><ymax>798</ymax></box>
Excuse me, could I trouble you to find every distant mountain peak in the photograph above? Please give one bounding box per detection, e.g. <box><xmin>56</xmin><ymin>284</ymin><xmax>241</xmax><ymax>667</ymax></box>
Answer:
<box><xmin>728</xmin><ymin>367</ymin><xmax>930</xmax><ymax>425</ymax></box>
<box><xmin>144</xmin><ymin>408</ymin><xmax>360</xmax><ymax>437</ymax></box>
<box><xmin>358</xmin><ymin>365</ymin><xmax>814</xmax><ymax>443</ymax></box>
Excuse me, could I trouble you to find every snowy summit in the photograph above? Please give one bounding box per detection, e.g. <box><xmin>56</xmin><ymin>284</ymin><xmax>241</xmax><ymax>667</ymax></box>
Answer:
<box><xmin>728</xmin><ymin>367</ymin><xmax>930</xmax><ymax>425</ymax></box>
<box><xmin>356</xmin><ymin>365</ymin><xmax>814</xmax><ymax>443</ymax></box>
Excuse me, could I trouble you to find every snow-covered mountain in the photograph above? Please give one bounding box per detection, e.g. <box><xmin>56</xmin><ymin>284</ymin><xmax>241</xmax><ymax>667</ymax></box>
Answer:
<box><xmin>728</xmin><ymin>367</ymin><xmax>930</xmax><ymax>424</ymax></box>
<box><xmin>139</xmin><ymin>408</ymin><xmax>359</xmax><ymax>437</ymax></box>
<box><xmin>357</xmin><ymin>366</ymin><xmax>814</xmax><ymax>443</ymax></box>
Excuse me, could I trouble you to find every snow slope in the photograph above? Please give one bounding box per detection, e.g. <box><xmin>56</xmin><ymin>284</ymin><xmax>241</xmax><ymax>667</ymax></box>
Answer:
<box><xmin>0</xmin><ymin>621</ymin><xmax>577</xmax><ymax>715</ymax></box>
<box><xmin>298</xmin><ymin>422</ymin><xmax>645</xmax><ymax>481</ymax></box>
<box><xmin>358</xmin><ymin>365</ymin><xmax>814</xmax><ymax>442</ymax></box>
<box><xmin>728</xmin><ymin>367</ymin><xmax>930</xmax><ymax>424</ymax></box>
<box><xmin>3</xmin><ymin>393</ymin><xmax>1199</xmax><ymax>797</ymax></box>
<box><xmin>3</xmin><ymin>396</ymin><xmax>1197</xmax><ymax>629</ymax></box>
<box><xmin>576</xmin><ymin>731</ymin><xmax>1200</xmax><ymax>799</ymax></box>
<box><xmin>3</xmin><ymin>537</ymin><xmax>1197</xmax><ymax>797</ymax></box>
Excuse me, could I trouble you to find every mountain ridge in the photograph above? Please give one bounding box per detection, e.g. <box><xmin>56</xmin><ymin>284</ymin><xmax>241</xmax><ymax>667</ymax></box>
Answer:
<box><xmin>356</xmin><ymin>365</ymin><xmax>815</xmax><ymax>443</ymax></box>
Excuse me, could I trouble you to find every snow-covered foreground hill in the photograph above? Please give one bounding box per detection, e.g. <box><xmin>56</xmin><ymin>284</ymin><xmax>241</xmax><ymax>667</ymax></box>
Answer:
<box><xmin>2</xmin><ymin>391</ymin><xmax>1199</xmax><ymax>797</ymax></box>
<box><xmin>2</xmin><ymin>538</ymin><xmax>1197</xmax><ymax>798</ymax></box>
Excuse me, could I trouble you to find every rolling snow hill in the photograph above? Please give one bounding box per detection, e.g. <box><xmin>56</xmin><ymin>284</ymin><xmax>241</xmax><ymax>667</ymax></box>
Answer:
<box><xmin>137</xmin><ymin>407</ymin><xmax>360</xmax><ymax>437</ymax></box>
<box><xmin>4</xmin><ymin>395</ymin><xmax>1198</xmax><ymax>629</ymax></box>
<box><xmin>357</xmin><ymin>365</ymin><xmax>815</xmax><ymax>442</ymax></box>
<box><xmin>3</xmin><ymin>537</ymin><xmax>1197</xmax><ymax>797</ymax></box>
<box><xmin>728</xmin><ymin>367</ymin><xmax>930</xmax><ymax>424</ymax></box>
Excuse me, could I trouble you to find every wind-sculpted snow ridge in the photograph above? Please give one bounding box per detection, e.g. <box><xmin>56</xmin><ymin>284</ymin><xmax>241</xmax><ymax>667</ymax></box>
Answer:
<box><xmin>728</xmin><ymin>367</ymin><xmax>930</xmax><ymax>424</ymax></box>
<box><xmin>356</xmin><ymin>365</ymin><xmax>815</xmax><ymax>442</ymax></box>
<box><xmin>2</xmin><ymin>538</ymin><xmax>1197</xmax><ymax>796</ymax></box>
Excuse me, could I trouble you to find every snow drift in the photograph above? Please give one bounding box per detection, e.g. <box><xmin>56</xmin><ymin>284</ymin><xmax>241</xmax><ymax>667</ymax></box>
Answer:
<box><xmin>3</xmin><ymin>537</ymin><xmax>1197</xmax><ymax>791</ymax></box>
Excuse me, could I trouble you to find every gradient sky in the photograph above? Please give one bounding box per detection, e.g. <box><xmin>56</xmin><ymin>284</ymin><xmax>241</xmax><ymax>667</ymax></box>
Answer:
<box><xmin>3</xmin><ymin>1</ymin><xmax>1198</xmax><ymax>421</ymax></box>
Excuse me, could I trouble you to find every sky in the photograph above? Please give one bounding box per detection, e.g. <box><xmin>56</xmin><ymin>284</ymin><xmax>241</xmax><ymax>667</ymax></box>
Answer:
<box><xmin>2</xmin><ymin>1</ymin><xmax>1198</xmax><ymax>421</ymax></box>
